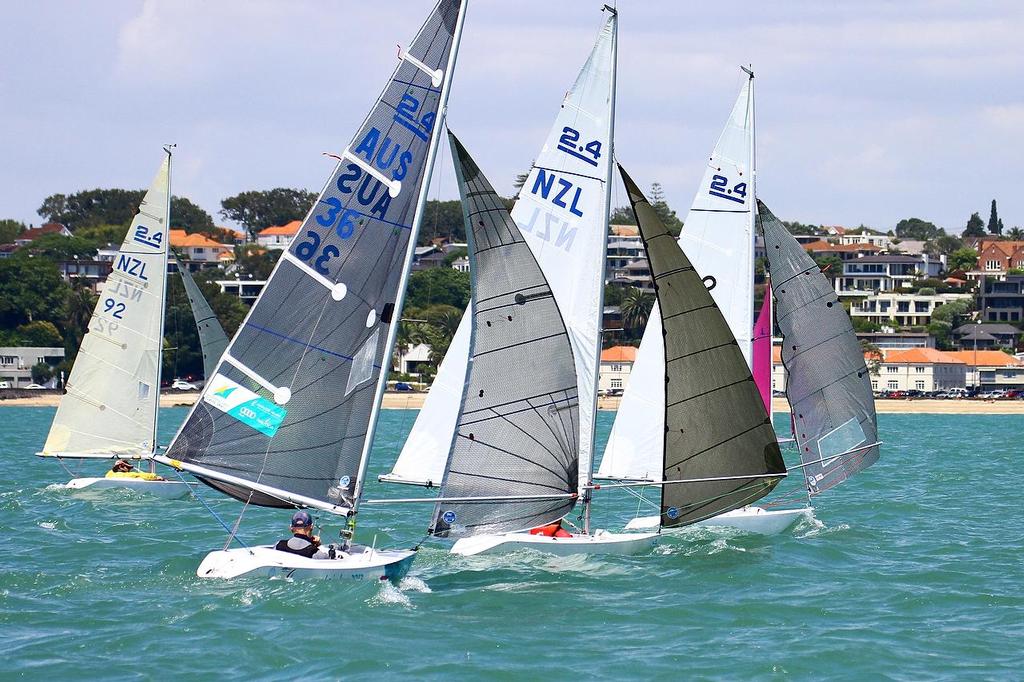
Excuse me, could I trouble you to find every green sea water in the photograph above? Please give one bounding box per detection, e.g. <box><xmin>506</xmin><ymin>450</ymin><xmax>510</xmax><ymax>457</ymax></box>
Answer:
<box><xmin>1</xmin><ymin>407</ymin><xmax>1021</xmax><ymax>680</ymax></box>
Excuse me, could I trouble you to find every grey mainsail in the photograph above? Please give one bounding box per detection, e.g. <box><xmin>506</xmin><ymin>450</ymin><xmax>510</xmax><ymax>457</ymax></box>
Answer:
<box><xmin>176</xmin><ymin>259</ymin><xmax>228</xmax><ymax>380</ymax></box>
<box><xmin>161</xmin><ymin>0</ymin><xmax>464</xmax><ymax>512</ymax></box>
<box><xmin>618</xmin><ymin>166</ymin><xmax>785</xmax><ymax>528</ymax></box>
<box><xmin>757</xmin><ymin>200</ymin><xmax>879</xmax><ymax>495</ymax></box>
<box><xmin>429</xmin><ymin>134</ymin><xmax>579</xmax><ymax>539</ymax></box>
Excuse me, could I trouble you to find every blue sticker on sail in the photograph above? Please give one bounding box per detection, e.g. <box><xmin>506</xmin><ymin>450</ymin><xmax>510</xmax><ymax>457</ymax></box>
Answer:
<box><xmin>666</xmin><ymin>507</ymin><xmax>679</xmax><ymax>520</ymax></box>
<box><xmin>203</xmin><ymin>374</ymin><xmax>287</xmax><ymax>437</ymax></box>
<box><xmin>441</xmin><ymin>510</ymin><xmax>456</xmax><ymax>525</ymax></box>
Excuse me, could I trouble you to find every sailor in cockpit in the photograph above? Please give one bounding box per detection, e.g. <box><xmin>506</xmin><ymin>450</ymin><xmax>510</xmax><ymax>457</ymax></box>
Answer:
<box><xmin>275</xmin><ymin>511</ymin><xmax>331</xmax><ymax>559</ymax></box>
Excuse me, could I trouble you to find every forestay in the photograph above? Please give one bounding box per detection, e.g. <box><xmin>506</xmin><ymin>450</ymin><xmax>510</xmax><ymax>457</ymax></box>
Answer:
<box><xmin>619</xmin><ymin>166</ymin><xmax>784</xmax><ymax>527</ymax></box>
<box><xmin>600</xmin><ymin>72</ymin><xmax>755</xmax><ymax>481</ymax></box>
<box><xmin>758</xmin><ymin>200</ymin><xmax>879</xmax><ymax>494</ymax></box>
<box><xmin>177</xmin><ymin>260</ymin><xmax>229</xmax><ymax>380</ymax></box>
<box><xmin>162</xmin><ymin>0</ymin><xmax>463</xmax><ymax>511</ymax></box>
<box><xmin>42</xmin><ymin>152</ymin><xmax>171</xmax><ymax>458</ymax></box>
<box><xmin>429</xmin><ymin>135</ymin><xmax>579</xmax><ymax>539</ymax></box>
<box><xmin>389</xmin><ymin>10</ymin><xmax>616</xmax><ymax>490</ymax></box>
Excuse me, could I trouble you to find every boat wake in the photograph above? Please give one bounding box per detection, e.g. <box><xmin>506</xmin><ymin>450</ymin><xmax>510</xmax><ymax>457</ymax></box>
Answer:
<box><xmin>368</xmin><ymin>579</ymin><xmax>414</xmax><ymax>608</ymax></box>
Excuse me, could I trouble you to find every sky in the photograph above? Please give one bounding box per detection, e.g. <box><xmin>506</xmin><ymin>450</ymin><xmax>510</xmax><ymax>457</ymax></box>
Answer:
<box><xmin>1</xmin><ymin>1</ymin><xmax>1022</xmax><ymax>235</ymax></box>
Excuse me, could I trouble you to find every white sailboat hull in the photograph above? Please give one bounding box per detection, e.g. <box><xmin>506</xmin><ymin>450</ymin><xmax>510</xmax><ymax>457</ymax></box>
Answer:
<box><xmin>450</xmin><ymin>529</ymin><xmax>658</xmax><ymax>557</ymax></box>
<box><xmin>624</xmin><ymin>506</ymin><xmax>807</xmax><ymax>536</ymax></box>
<box><xmin>196</xmin><ymin>544</ymin><xmax>416</xmax><ymax>581</ymax></box>
<box><xmin>65</xmin><ymin>476</ymin><xmax>192</xmax><ymax>499</ymax></box>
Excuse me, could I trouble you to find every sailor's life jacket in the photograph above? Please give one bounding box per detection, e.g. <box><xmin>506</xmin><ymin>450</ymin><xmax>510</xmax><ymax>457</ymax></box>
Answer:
<box><xmin>529</xmin><ymin>521</ymin><xmax>572</xmax><ymax>538</ymax></box>
<box><xmin>274</xmin><ymin>533</ymin><xmax>327</xmax><ymax>559</ymax></box>
<box><xmin>105</xmin><ymin>470</ymin><xmax>162</xmax><ymax>481</ymax></box>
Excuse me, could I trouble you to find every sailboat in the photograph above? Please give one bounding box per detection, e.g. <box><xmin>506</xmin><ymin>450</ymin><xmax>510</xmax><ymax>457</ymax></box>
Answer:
<box><xmin>175</xmin><ymin>258</ymin><xmax>229</xmax><ymax>381</ymax></box>
<box><xmin>384</xmin><ymin>8</ymin><xmax>619</xmax><ymax>539</ymax></box>
<box><xmin>37</xmin><ymin>148</ymin><xmax>190</xmax><ymax>499</ymax></box>
<box><xmin>608</xmin><ymin>166</ymin><xmax>787</xmax><ymax>529</ymax></box>
<box><xmin>155</xmin><ymin>0</ymin><xmax>467</xmax><ymax>580</ymax></box>
<box><xmin>600</xmin><ymin>69</ymin><xmax>807</xmax><ymax>534</ymax></box>
<box><xmin>755</xmin><ymin>200</ymin><xmax>880</xmax><ymax>495</ymax></box>
<box><xmin>424</xmin><ymin>134</ymin><xmax>656</xmax><ymax>557</ymax></box>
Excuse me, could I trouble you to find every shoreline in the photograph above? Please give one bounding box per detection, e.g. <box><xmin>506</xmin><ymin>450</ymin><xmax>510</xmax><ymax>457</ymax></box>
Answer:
<box><xmin>2</xmin><ymin>392</ymin><xmax>1023</xmax><ymax>414</ymax></box>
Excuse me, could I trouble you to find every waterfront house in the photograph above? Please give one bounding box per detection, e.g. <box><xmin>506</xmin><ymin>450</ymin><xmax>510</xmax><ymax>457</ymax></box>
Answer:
<box><xmin>944</xmin><ymin>350</ymin><xmax>1024</xmax><ymax>391</ymax></box>
<box><xmin>256</xmin><ymin>221</ymin><xmax>301</xmax><ymax>250</ymax></box>
<box><xmin>599</xmin><ymin>345</ymin><xmax>637</xmax><ymax>393</ymax></box>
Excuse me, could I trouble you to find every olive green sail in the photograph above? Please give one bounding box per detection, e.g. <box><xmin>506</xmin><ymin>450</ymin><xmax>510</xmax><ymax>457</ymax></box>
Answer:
<box><xmin>617</xmin><ymin>165</ymin><xmax>785</xmax><ymax>527</ymax></box>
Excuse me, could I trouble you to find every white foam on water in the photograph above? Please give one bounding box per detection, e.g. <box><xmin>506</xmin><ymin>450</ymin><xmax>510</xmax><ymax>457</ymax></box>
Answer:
<box><xmin>368</xmin><ymin>580</ymin><xmax>413</xmax><ymax>608</ymax></box>
<box><xmin>38</xmin><ymin>521</ymin><xmax>57</xmax><ymax>530</ymax></box>
<box><xmin>399</xmin><ymin>576</ymin><xmax>431</xmax><ymax>593</ymax></box>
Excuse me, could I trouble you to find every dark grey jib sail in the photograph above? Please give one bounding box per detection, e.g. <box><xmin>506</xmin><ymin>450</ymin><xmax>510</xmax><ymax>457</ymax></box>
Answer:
<box><xmin>757</xmin><ymin>200</ymin><xmax>879</xmax><ymax>494</ymax></box>
<box><xmin>618</xmin><ymin>166</ymin><xmax>785</xmax><ymax>528</ymax></box>
<box><xmin>162</xmin><ymin>0</ymin><xmax>463</xmax><ymax>511</ymax></box>
<box><xmin>429</xmin><ymin>133</ymin><xmax>580</xmax><ymax>539</ymax></box>
<box><xmin>176</xmin><ymin>259</ymin><xmax>229</xmax><ymax>380</ymax></box>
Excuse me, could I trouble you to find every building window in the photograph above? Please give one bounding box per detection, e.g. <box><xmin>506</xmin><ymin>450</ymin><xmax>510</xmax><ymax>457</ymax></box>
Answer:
<box><xmin>887</xmin><ymin>380</ymin><xmax>898</xmax><ymax>389</ymax></box>
<box><xmin>886</xmin><ymin>366</ymin><xmax>898</xmax><ymax>373</ymax></box>
<box><xmin>871</xmin><ymin>381</ymin><xmax>878</xmax><ymax>390</ymax></box>
<box><xmin>986</xmin><ymin>260</ymin><xmax>1000</xmax><ymax>270</ymax></box>
<box><xmin>0</xmin><ymin>355</ymin><xmax>16</xmax><ymax>366</ymax></box>
<box><xmin>611</xmin><ymin>364</ymin><xmax>622</xmax><ymax>372</ymax></box>
<box><xmin>914</xmin><ymin>366</ymin><xmax>925</xmax><ymax>373</ymax></box>
<box><xmin>915</xmin><ymin>381</ymin><xmax>925</xmax><ymax>390</ymax></box>
<box><xmin>193</xmin><ymin>248</ymin><xmax>205</xmax><ymax>254</ymax></box>
<box><xmin>610</xmin><ymin>378</ymin><xmax>622</xmax><ymax>389</ymax></box>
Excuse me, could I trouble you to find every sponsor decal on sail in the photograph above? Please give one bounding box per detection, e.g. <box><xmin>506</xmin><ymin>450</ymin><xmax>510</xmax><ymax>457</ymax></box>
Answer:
<box><xmin>203</xmin><ymin>374</ymin><xmax>287</xmax><ymax>437</ymax></box>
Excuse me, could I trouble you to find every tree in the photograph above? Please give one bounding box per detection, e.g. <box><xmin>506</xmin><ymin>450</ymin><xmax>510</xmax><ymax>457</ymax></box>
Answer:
<box><xmin>620</xmin><ymin>287</ymin><xmax>654</xmax><ymax>331</ymax></box>
<box><xmin>405</xmin><ymin>267</ymin><xmax>471</xmax><ymax>310</ymax></box>
<box><xmin>947</xmin><ymin>248</ymin><xmax>978</xmax><ymax>272</ymax></box>
<box><xmin>782</xmin><ymin>220</ymin><xmax>826</xmax><ymax>236</ymax></box>
<box><xmin>417</xmin><ymin>199</ymin><xmax>467</xmax><ymax>246</ymax></box>
<box><xmin>927</xmin><ymin>234</ymin><xmax>963</xmax><ymax>256</ymax></box>
<box><xmin>31</xmin><ymin>362</ymin><xmax>54</xmax><ymax>385</ymax></box>
<box><xmin>648</xmin><ymin>183</ymin><xmax>684</xmax><ymax>236</ymax></box>
<box><xmin>963</xmin><ymin>212</ymin><xmax>986</xmax><ymax>238</ymax></box>
<box><xmin>15</xmin><ymin>233</ymin><xmax>99</xmax><ymax>261</ymax></box>
<box><xmin>860</xmin><ymin>341</ymin><xmax>883</xmax><ymax>375</ymax></box>
<box><xmin>0</xmin><ymin>218</ymin><xmax>25</xmax><ymax>244</ymax></box>
<box><xmin>64</xmin><ymin>281</ymin><xmax>96</xmax><ymax>357</ymax></box>
<box><xmin>75</xmin><ymin>223</ymin><xmax>129</xmax><ymax>245</ymax></box>
<box><xmin>603</xmin><ymin>283</ymin><xmax>624</xmax><ymax>307</ymax></box>
<box><xmin>170</xmin><ymin>196</ymin><xmax>217</xmax><ymax>234</ymax></box>
<box><xmin>512</xmin><ymin>163</ymin><xmax>533</xmax><ymax>194</ymax></box>
<box><xmin>894</xmin><ymin>217</ymin><xmax>942</xmax><ymax>241</ymax></box>
<box><xmin>814</xmin><ymin>255</ymin><xmax>843</xmax><ymax>281</ymax></box>
<box><xmin>38</xmin><ymin>188</ymin><xmax>214</xmax><ymax>233</ymax></box>
<box><xmin>609</xmin><ymin>206</ymin><xmax>636</xmax><ymax>226</ymax></box>
<box><xmin>17</xmin><ymin>320</ymin><xmax>63</xmax><ymax>347</ymax></box>
<box><xmin>232</xmin><ymin>244</ymin><xmax>280</xmax><ymax>280</ymax></box>
<box><xmin>442</xmin><ymin>247</ymin><xmax>467</xmax><ymax>267</ymax></box>
<box><xmin>219</xmin><ymin>188</ymin><xmax>317</xmax><ymax>240</ymax></box>
<box><xmin>0</xmin><ymin>257</ymin><xmax>69</xmax><ymax>327</ymax></box>
<box><xmin>988</xmin><ymin>199</ymin><xmax>1001</xmax><ymax>236</ymax></box>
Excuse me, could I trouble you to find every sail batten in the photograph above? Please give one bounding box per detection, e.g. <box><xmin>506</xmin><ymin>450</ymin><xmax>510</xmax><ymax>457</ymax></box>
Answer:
<box><xmin>162</xmin><ymin>0</ymin><xmax>464</xmax><ymax>511</ymax></box>
<box><xmin>757</xmin><ymin>200</ymin><xmax>879</xmax><ymax>495</ymax></box>
<box><xmin>428</xmin><ymin>134</ymin><xmax>580</xmax><ymax>539</ymax></box>
<box><xmin>618</xmin><ymin>166</ymin><xmax>784</xmax><ymax>528</ymax></box>
<box><xmin>42</xmin><ymin>151</ymin><xmax>171</xmax><ymax>458</ymax></box>
<box><xmin>389</xmin><ymin>12</ymin><xmax>616</xmax><ymax>493</ymax></box>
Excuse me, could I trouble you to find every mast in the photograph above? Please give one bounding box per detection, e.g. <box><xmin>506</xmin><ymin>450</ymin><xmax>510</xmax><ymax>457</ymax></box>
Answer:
<box><xmin>150</xmin><ymin>144</ymin><xmax>173</xmax><ymax>472</ymax></box>
<box><xmin>582</xmin><ymin>3</ymin><xmax>617</xmax><ymax>535</ymax></box>
<box><xmin>349</xmin><ymin>0</ymin><xmax>468</xmax><ymax>520</ymax></box>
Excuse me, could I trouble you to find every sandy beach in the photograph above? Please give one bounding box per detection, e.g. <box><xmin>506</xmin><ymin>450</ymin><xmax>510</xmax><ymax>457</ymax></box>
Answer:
<box><xmin>2</xmin><ymin>392</ymin><xmax>1023</xmax><ymax>414</ymax></box>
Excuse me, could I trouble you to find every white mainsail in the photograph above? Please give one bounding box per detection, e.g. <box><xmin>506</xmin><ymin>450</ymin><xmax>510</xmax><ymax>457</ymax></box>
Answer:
<box><xmin>387</xmin><ymin>10</ymin><xmax>617</xmax><ymax>492</ymax></box>
<box><xmin>42</xmin><ymin>151</ymin><xmax>172</xmax><ymax>458</ymax></box>
<box><xmin>599</xmin><ymin>70</ymin><xmax>755</xmax><ymax>481</ymax></box>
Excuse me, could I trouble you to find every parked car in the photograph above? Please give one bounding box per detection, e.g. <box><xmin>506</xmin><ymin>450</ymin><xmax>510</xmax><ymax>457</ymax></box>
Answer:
<box><xmin>606</xmin><ymin>388</ymin><xmax>624</xmax><ymax>397</ymax></box>
<box><xmin>24</xmin><ymin>383</ymin><xmax>46</xmax><ymax>389</ymax></box>
<box><xmin>394</xmin><ymin>382</ymin><xmax>415</xmax><ymax>392</ymax></box>
<box><xmin>0</xmin><ymin>381</ymin><xmax>9</xmax><ymax>389</ymax></box>
<box><xmin>171</xmin><ymin>379</ymin><xmax>198</xmax><ymax>391</ymax></box>
<box><xmin>978</xmin><ymin>390</ymin><xmax>1006</xmax><ymax>400</ymax></box>
<box><xmin>945</xmin><ymin>388</ymin><xmax>969</xmax><ymax>399</ymax></box>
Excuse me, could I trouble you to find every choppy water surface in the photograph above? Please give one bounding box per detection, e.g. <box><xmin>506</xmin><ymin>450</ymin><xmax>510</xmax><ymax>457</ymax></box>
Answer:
<box><xmin>1</xmin><ymin>407</ymin><xmax>1021</xmax><ymax>679</ymax></box>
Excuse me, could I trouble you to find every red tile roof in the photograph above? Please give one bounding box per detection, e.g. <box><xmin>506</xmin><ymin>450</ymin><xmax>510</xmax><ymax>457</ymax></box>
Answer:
<box><xmin>258</xmin><ymin>220</ymin><xmax>302</xmax><ymax>237</ymax></box>
<box><xmin>883</xmin><ymin>348</ymin><xmax>964</xmax><ymax>364</ymax></box>
<box><xmin>943</xmin><ymin>350</ymin><xmax>1022</xmax><ymax>367</ymax></box>
<box><xmin>601</xmin><ymin>345</ymin><xmax>638</xmax><ymax>363</ymax></box>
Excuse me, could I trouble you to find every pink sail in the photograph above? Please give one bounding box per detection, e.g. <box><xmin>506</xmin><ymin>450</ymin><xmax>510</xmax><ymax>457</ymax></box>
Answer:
<box><xmin>752</xmin><ymin>286</ymin><xmax>773</xmax><ymax>411</ymax></box>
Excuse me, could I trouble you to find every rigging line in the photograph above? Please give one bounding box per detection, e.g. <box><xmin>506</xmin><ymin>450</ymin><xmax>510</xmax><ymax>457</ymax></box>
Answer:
<box><xmin>460</xmin><ymin>392</ymin><xmax>577</xmax><ymax>425</ymax></box>
<box><xmin>365</xmin><ymin>491</ymin><xmax>576</xmax><ymax>504</ymax></box>
<box><xmin>531</xmin><ymin>389</ymin><xmax>578</xmax><ymax>474</ymax></box>
<box><xmin>223</xmin><ymin>490</ymin><xmax>254</xmax><ymax>552</ymax></box>
<box><xmin>175</xmin><ymin>469</ymin><xmax>249</xmax><ymax>551</ymax></box>
<box><xmin>787</xmin><ymin>442</ymin><xmax>882</xmax><ymax>472</ymax></box>
<box><xmin>589</xmin><ymin>470</ymin><xmax>785</xmax><ymax>490</ymax></box>
<box><xmin>669</xmin><ymin>479</ymin><xmax>777</xmax><ymax>524</ymax></box>
<box><xmin>475</xmin><ymin>281</ymin><xmax>549</xmax><ymax>305</ymax></box>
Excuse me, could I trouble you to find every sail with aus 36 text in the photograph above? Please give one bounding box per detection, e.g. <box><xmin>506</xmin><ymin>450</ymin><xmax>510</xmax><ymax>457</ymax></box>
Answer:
<box><xmin>161</xmin><ymin>0</ymin><xmax>464</xmax><ymax>513</ymax></box>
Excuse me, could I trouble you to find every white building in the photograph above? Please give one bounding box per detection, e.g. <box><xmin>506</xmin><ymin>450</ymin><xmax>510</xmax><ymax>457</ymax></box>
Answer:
<box><xmin>394</xmin><ymin>343</ymin><xmax>432</xmax><ymax>376</ymax></box>
<box><xmin>0</xmin><ymin>346</ymin><xmax>66</xmax><ymax>388</ymax></box>
<box><xmin>850</xmin><ymin>292</ymin><xmax>972</xmax><ymax>327</ymax></box>
<box><xmin>599</xmin><ymin>345</ymin><xmax>637</xmax><ymax>393</ymax></box>
<box><xmin>256</xmin><ymin>221</ymin><xmax>301</xmax><ymax>250</ymax></box>
<box><xmin>872</xmin><ymin>348</ymin><xmax>965</xmax><ymax>392</ymax></box>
